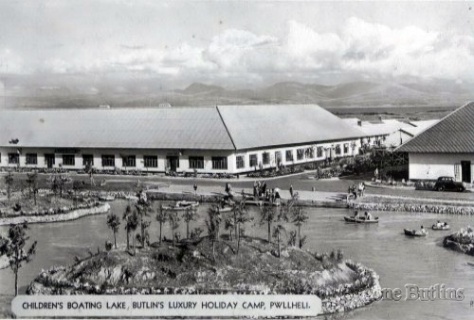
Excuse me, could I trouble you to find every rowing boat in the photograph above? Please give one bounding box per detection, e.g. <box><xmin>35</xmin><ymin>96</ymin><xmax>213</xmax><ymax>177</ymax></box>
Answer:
<box><xmin>432</xmin><ymin>224</ymin><xmax>450</xmax><ymax>231</ymax></box>
<box><xmin>404</xmin><ymin>229</ymin><xmax>428</xmax><ymax>237</ymax></box>
<box><xmin>344</xmin><ymin>216</ymin><xmax>379</xmax><ymax>224</ymax></box>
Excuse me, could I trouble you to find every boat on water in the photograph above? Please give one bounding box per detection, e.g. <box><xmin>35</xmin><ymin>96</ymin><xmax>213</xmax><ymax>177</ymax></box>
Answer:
<box><xmin>344</xmin><ymin>216</ymin><xmax>379</xmax><ymax>224</ymax></box>
<box><xmin>245</xmin><ymin>199</ymin><xmax>281</xmax><ymax>207</ymax></box>
<box><xmin>404</xmin><ymin>229</ymin><xmax>428</xmax><ymax>237</ymax></box>
<box><xmin>98</xmin><ymin>194</ymin><xmax>115</xmax><ymax>201</ymax></box>
<box><xmin>213</xmin><ymin>206</ymin><xmax>233</xmax><ymax>213</ymax></box>
<box><xmin>161</xmin><ymin>201</ymin><xmax>199</xmax><ymax>211</ymax></box>
<box><xmin>432</xmin><ymin>223</ymin><xmax>450</xmax><ymax>231</ymax></box>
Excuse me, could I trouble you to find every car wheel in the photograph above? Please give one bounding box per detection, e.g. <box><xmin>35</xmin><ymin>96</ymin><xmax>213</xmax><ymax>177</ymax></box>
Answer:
<box><xmin>459</xmin><ymin>187</ymin><xmax>465</xmax><ymax>192</ymax></box>
<box><xmin>437</xmin><ymin>186</ymin><xmax>444</xmax><ymax>192</ymax></box>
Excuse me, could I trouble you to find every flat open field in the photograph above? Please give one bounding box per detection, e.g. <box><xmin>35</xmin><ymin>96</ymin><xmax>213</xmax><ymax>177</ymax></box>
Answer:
<box><xmin>329</xmin><ymin>105</ymin><xmax>457</xmax><ymax>121</ymax></box>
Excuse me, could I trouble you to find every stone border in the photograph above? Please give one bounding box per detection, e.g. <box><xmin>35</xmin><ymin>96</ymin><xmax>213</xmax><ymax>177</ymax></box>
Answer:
<box><xmin>0</xmin><ymin>203</ymin><xmax>110</xmax><ymax>225</ymax></box>
<box><xmin>27</xmin><ymin>259</ymin><xmax>381</xmax><ymax>315</ymax></box>
<box><xmin>349</xmin><ymin>202</ymin><xmax>474</xmax><ymax>215</ymax></box>
<box><xmin>321</xmin><ymin>261</ymin><xmax>382</xmax><ymax>314</ymax></box>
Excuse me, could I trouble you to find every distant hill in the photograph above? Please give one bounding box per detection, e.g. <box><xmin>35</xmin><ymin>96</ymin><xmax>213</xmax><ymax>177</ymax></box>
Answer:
<box><xmin>2</xmin><ymin>75</ymin><xmax>473</xmax><ymax>109</ymax></box>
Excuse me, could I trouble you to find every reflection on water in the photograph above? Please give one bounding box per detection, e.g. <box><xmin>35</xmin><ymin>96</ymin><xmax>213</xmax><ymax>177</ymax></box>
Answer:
<box><xmin>1</xmin><ymin>200</ymin><xmax>473</xmax><ymax>319</ymax></box>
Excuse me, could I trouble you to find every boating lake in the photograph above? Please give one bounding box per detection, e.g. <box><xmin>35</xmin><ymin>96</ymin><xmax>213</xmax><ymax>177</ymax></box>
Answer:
<box><xmin>1</xmin><ymin>200</ymin><xmax>474</xmax><ymax>319</ymax></box>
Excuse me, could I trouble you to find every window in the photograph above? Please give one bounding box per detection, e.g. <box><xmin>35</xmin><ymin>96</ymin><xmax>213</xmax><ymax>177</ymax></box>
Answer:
<box><xmin>317</xmin><ymin>147</ymin><xmax>323</xmax><ymax>158</ymax></box>
<box><xmin>344</xmin><ymin>143</ymin><xmax>349</xmax><ymax>154</ymax></box>
<box><xmin>212</xmin><ymin>157</ymin><xmax>227</xmax><ymax>170</ymax></box>
<box><xmin>8</xmin><ymin>153</ymin><xmax>19</xmax><ymax>164</ymax></box>
<box><xmin>275</xmin><ymin>151</ymin><xmax>282</xmax><ymax>165</ymax></box>
<box><xmin>249</xmin><ymin>154</ymin><xmax>258</xmax><ymax>167</ymax></box>
<box><xmin>335</xmin><ymin>145</ymin><xmax>342</xmax><ymax>155</ymax></box>
<box><xmin>262</xmin><ymin>152</ymin><xmax>270</xmax><ymax>165</ymax></box>
<box><xmin>368</xmin><ymin>137</ymin><xmax>371</xmax><ymax>143</ymax></box>
<box><xmin>189</xmin><ymin>156</ymin><xmax>204</xmax><ymax>169</ymax></box>
<box><xmin>305</xmin><ymin>148</ymin><xmax>314</xmax><ymax>159</ymax></box>
<box><xmin>122</xmin><ymin>155</ymin><xmax>136</xmax><ymax>167</ymax></box>
<box><xmin>82</xmin><ymin>154</ymin><xmax>94</xmax><ymax>166</ymax></box>
<box><xmin>236</xmin><ymin>156</ymin><xmax>245</xmax><ymax>169</ymax></box>
<box><xmin>296</xmin><ymin>149</ymin><xmax>304</xmax><ymax>160</ymax></box>
<box><xmin>144</xmin><ymin>156</ymin><xmax>158</xmax><ymax>168</ymax></box>
<box><xmin>25</xmin><ymin>153</ymin><xmax>37</xmax><ymax>165</ymax></box>
<box><xmin>102</xmin><ymin>155</ymin><xmax>115</xmax><ymax>167</ymax></box>
<box><xmin>285</xmin><ymin>150</ymin><xmax>294</xmax><ymax>162</ymax></box>
<box><xmin>62</xmin><ymin>154</ymin><xmax>75</xmax><ymax>166</ymax></box>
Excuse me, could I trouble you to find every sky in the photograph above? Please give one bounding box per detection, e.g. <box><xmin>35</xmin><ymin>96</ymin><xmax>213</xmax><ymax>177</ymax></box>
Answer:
<box><xmin>0</xmin><ymin>0</ymin><xmax>473</xmax><ymax>89</ymax></box>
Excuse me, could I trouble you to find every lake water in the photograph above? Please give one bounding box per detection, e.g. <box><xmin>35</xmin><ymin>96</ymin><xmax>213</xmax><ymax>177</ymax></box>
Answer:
<box><xmin>1</xmin><ymin>200</ymin><xmax>473</xmax><ymax>319</ymax></box>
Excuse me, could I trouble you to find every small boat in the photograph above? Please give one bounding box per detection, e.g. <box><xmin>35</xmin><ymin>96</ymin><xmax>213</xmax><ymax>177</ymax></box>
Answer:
<box><xmin>161</xmin><ymin>201</ymin><xmax>199</xmax><ymax>211</ymax></box>
<box><xmin>245</xmin><ymin>199</ymin><xmax>281</xmax><ymax>207</ymax></box>
<box><xmin>98</xmin><ymin>194</ymin><xmax>115</xmax><ymax>201</ymax></box>
<box><xmin>213</xmin><ymin>206</ymin><xmax>233</xmax><ymax>213</ymax></box>
<box><xmin>176</xmin><ymin>200</ymin><xmax>199</xmax><ymax>208</ymax></box>
<box><xmin>404</xmin><ymin>229</ymin><xmax>428</xmax><ymax>237</ymax></box>
<box><xmin>344</xmin><ymin>216</ymin><xmax>379</xmax><ymax>224</ymax></box>
<box><xmin>432</xmin><ymin>224</ymin><xmax>450</xmax><ymax>231</ymax></box>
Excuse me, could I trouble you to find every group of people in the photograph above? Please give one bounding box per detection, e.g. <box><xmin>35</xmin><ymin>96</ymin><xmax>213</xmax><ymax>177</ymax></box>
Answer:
<box><xmin>347</xmin><ymin>182</ymin><xmax>366</xmax><ymax>200</ymax></box>
<box><xmin>253</xmin><ymin>180</ymin><xmax>281</xmax><ymax>203</ymax></box>
<box><xmin>353</xmin><ymin>210</ymin><xmax>373</xmax><ymax>220</ymax></box>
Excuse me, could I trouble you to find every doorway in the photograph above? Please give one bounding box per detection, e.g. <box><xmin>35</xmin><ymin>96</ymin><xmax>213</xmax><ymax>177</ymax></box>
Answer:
<box><xmin>166</xmin><ymin>156</ymin><xmax>179</xmax><ymax>172</ymax></box>
<box><xmin>461</xmin><ymin>161</ymin><xmax>471</xmax><ymax>183</ymax></box>
<box><xmin>45</xmin><ymin>154</ymin><xmax>55</xmax><ymax>168</ymax></box>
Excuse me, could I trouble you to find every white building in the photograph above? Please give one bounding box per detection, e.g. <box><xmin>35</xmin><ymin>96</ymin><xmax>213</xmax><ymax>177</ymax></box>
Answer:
<box><xmin>397</xmin><ymin>102</ymin><xmax>474</xmax><ymax>183</ymax></box>
<box><xmin>384</xmin><ymin>120</ymin><xmax>439</xmax><ymax>149</ymax></box>
<box><xmin>0</xmin><ymin>105</ymin><xmax>366</xmax><ymax>174</ymax></box>
<box><xmin>343</xmin><ymin>118</ymin><xmax>413</xmax><ymax>149</ymax></box>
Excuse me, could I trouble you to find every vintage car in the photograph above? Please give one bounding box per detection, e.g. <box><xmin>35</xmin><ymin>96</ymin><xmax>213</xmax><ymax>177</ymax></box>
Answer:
<box><xmin>433</xmin><ymin>176</ymin><xmax>465</xmax><ymax>192</ymax></box>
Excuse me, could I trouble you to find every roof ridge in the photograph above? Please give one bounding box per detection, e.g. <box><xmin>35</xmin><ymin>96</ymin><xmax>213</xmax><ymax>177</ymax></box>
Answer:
<box><xmin>215</xmin><ymin>105</ymin><xmax>237</xmax><ymax>151</ymax></box>
<box><xmin>395</xmin><ymin>101</ymin><xmax>474</xmax><ymax>153</ymax></box>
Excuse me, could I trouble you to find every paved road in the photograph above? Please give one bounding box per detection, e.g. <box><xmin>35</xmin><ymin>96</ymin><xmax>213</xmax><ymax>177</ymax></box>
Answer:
<box><xmin>2</xmin><ymin>171</ymin><xmax>473</xmax><ymax>202</ymax></box>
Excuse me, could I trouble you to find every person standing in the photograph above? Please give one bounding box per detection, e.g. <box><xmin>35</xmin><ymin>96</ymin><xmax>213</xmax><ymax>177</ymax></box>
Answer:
<box><xmin>290</xmin><ymin>185</ymin><xmax>294</xmax><ymax>198</ymax></box>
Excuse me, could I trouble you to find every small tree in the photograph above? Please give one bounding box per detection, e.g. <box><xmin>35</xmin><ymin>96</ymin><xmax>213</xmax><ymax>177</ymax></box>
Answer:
<box><xmin>0</xmin><ymin>222</ymin><xmax>37</xmax><ymax>295</ymax></box>
<box><xmin>272</xmin><ymin>224</ymin><xmax>286</xmax><ymax>257</ymax></box>
<box><xmin>71</xmin><ymin>180</ymin><xmax>83</xmax><ymax>207</ymax></box>
<box><xmin>234</xmin><ymin>200</ymin><xmax>251</xmax><ymax>254</ymax></box>
<box><xmin>135</xmin><ymin>191</ymin><xmax>152</xmax><ymax>248</ymax></box>
<box><xmin>156</xmin><ymin>205</ymin><xmax>168</xmax><ymax>244</ymax></box>
<box><xmin>289</xmin><ymin>194</ymin><xmax>308</xmax><ymax>248</ymax></box>
<box><xmin>182</xmin><ymin>207</ymin><xmax>197</xmax><ymax>239</ymax></box>
<box><xmin>26</xmin><ymin>172</ymin><xmax>39</xmax><ymax>206</ymax></box>
<box><xmin>224</xmin><ymin>217</ymin><xmax>234</xmax><ymax>241</ymax></box>
<box><xmin>123</xmin><ymin>205</ymin><xmax>139</xmax><ymax>250</ymax></box>
<box><xmin>259</xmin><ymin>204</ymin><xmax>278</xmax><ymax>242</ymax></box>
<box><xmin>106</xmin><ymin>213</ymin><xmax>121</xmax><ymax>249</ymax></box>
<box><xmin>205</xmin><ymin>207</ymin><xmax>221</xmax><ymax>260</ymax></box>
<box><xmin>4</xmin><ymin>172</ymin><xmax>14</xmax><ymax>200</ymax></box>
<box><xmin>167</xmin><ymin>211</ymin><xmax>181</xmax><ymax>244</ymax></box>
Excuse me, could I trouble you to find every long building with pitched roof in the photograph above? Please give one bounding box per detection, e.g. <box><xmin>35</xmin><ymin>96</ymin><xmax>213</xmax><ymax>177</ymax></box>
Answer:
<box><xmin>397</xmin><ymin>102</ymin><xmax>474</xmax><ymax>183</ymax></box>
<box><xmin>0</xmin><ymin>105</ymin><xmax>366</xmax><ymax>174</ymax></box>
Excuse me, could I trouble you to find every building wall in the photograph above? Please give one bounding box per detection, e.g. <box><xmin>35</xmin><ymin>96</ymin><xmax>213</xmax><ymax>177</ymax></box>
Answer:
<box><xmin>0</xmin><ymin>147</ymin><xmax>233</xmax><ymax>173</ymax></box>
<box><xmin>0</xmin><ymin>138</ymin><xmax>361</xmax><ymax>174</ymax></box>
<box><xmin>230</xmin><ymin>138</ymin><xmax>361</xmax><ymax>174</ymax></box>
<box><xmin>409</xmin><ymin>153</ymin><xmax>474</xmax><ymax>182</ymax></box>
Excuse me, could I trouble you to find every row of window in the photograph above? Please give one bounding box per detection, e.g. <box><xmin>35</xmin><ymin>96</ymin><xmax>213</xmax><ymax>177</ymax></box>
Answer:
<box><xmin>236</xmin><ymin>144</ymin><xmax>351</xmax><ymax>169</ymax></box>
<box><xmin>0</xmin><ymin>153</ymin><xmax>228</xmax><ymax>170</ymax></box>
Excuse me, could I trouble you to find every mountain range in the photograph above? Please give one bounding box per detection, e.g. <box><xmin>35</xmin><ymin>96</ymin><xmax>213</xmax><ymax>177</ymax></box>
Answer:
<box><xmin>1</xmin><ymin>76</ymin><xmax>472</xmax><ymax>109</ymax></box>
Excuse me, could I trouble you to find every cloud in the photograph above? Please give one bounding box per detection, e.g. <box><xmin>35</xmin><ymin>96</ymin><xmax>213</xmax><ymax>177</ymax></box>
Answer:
<box><xmin>2</xmin><ymin>16</ymin><xmax>474</xmax><ymax>85</ymax></box>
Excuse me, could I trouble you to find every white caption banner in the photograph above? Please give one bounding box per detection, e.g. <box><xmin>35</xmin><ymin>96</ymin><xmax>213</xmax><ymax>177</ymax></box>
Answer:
<box><xmin>12</xmin><ymin>295</ymin><xmax>322</xmax><ymax>318</ymax></box>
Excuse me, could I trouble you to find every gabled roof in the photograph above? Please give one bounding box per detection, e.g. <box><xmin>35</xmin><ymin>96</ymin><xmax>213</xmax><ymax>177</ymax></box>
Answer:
<box><xmin>0</xmin><ymin>108</ymin><xmax>235</xmax><ymax>150</ymax></box>
<box><xmin>400</xmin><ymin>120</ymin><xmax>439</xmax><ymax>137</ymax></box>
<box><xmin>0</xmin><ymin>105</ymin><xmax>366</xmax><ymax>152</ymax></box>
<box><xmin>397</xmin><ymin>102</ymin><xmax>474</xmax><ymax>153</ymax></box>
<box><xmin>217</xmin><ymin>104</ymin><xmax>365</xmax><ymax>150</ymax></box>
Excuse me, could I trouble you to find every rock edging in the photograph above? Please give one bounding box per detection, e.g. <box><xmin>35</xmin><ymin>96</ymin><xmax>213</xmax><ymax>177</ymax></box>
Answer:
<box><xmin>349</xmin><ymin>202</ymin><xmax>474</xmax><ymax>215</ymax></box>
<box><xmin>0</xmin><ymin>203</ymin><xmax>110</xmax><ymax>225</ymax></box>
<box><xmin>321</xmin><ymin>261</ymin><xmax>381</xmax><ymax>314</ymax></box>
